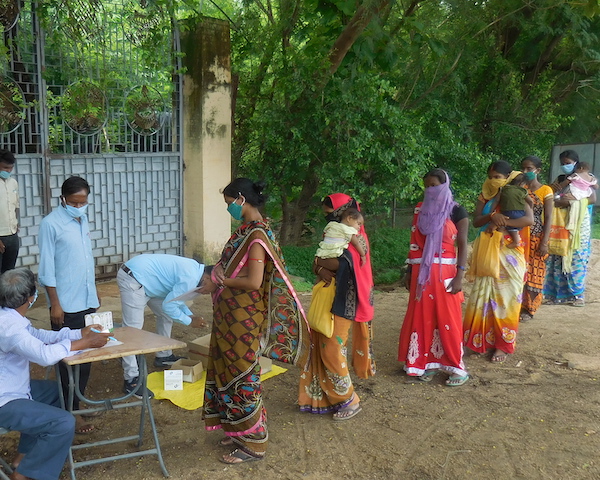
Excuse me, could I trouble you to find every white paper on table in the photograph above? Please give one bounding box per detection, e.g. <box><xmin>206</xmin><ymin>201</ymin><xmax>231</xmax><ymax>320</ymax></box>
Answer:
<box><xmin>164</xmin><ymin>370</ymin><xmax>184</xmax><ymax>390</ymax></box>
<box><xmin>168</xmin><ymin>288</ymin><xmax>201</xmax><ymax>303</ymax></box>
<box><xmin>85</xmin><ymin>311</ymin><xmax>114</xmax><ymax>332</ymax></box>
<box><xmin>76</xmin><ymin>338</ymin><xmax>123</xmax><ymax>354</ymax></box>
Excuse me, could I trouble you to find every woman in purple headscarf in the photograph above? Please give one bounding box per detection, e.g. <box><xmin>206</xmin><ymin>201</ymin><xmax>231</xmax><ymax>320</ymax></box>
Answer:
<box><xmin>398</xmin><ymin>169</ymin><xmax>470</xmax><ymax>386</ymax></box>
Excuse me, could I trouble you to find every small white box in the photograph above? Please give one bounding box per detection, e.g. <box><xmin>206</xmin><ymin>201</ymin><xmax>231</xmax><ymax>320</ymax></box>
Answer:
<box><xmin>164</xmin><ymin>370</ymin><xmax>183</xmax><ymax>390</ymax></box>
<box><xmin>259</xmin><ymin>356</ymin><xmax>272</xmax><ymax>375</ymax></box>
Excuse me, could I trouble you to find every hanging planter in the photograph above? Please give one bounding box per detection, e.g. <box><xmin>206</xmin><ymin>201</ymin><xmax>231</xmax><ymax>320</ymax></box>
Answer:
<box><xmin>124</xmin><ymin>85</ymin><xmax>164</xmax><ymax>135</ymax></box>
<box><xmin>61</xmin><ymin>80</ymin><xmax>107</xmax><ymax>134</ymax></box>
<box><xmin>0</xmin><ymin>79</ymin><xmax>25</xmax><ymax>134</ymax></box>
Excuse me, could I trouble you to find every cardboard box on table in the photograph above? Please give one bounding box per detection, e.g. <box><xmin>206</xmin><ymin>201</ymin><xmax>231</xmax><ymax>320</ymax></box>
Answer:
<box><xmin>170</xmin><ymin>359</ymin><xmax>204</xmax><ymax>383</ymax></box>
<box><xmin>187</xmin><ymin>334</ymin><xmax>273</xmax><ymax>374</ymax></box>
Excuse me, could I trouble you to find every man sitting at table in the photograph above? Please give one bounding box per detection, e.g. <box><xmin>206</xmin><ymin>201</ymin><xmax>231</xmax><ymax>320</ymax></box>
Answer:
<box><xmin>0</xmin><ymin>268</ymin><xmax>109</xmax><ymax>480</ymax></box>
<box><xmin>117</xmin><ymin>254</ymin><xmax>209</xmax><ymax>398</ymax></box>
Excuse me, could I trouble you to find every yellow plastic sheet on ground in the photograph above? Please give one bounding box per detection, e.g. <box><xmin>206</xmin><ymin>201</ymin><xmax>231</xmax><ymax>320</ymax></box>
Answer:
<box><xmin>147</xmin><ymin>365</ymin><xmax>288</xmax><ymax>411</ymax></box>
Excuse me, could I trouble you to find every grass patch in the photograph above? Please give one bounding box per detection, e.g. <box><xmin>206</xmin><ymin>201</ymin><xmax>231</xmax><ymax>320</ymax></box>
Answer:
<box><xmin>281</xmin><ymin>245</ymin><xmax>316</xmax><ymax>282</ymax></box>
<box><xmin>282</xmin><ymin>226</ymin><xmax>412</xmax><ymax>286</ymax></box>
<box><xmin>592</xmin><ymin>221</ymin><xmax>600</xmax><ymax>240</ymax></box>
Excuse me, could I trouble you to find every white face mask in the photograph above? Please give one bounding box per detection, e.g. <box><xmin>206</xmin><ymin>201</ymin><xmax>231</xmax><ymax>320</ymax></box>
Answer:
<box><xmin>28</xmin><ymin>289</ymin><xmax>38</xmax><ymax>309</ymax></box>
<box><xmin>63</xmin><ymin>203</ymin><xmax>89</xmax><ymax>218</ymax></box>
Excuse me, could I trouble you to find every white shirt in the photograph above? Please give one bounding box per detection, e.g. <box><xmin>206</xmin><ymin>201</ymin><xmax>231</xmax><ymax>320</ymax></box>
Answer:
<box><xmin>0</xmin><ymin>307</ymin><xmax>81</xmax><ymax>408</ymax></box>
<box><xmin>0</xmin><ymin>177</ymin><xmax>19</xmax><ymax>235</ymax></box>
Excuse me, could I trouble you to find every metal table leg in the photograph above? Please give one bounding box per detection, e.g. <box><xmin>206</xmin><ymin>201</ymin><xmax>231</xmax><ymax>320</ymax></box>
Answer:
<box><xmin>57</xmin><ymin>355</ymin><xmax>170</xmax><ymax>479</ymax></box>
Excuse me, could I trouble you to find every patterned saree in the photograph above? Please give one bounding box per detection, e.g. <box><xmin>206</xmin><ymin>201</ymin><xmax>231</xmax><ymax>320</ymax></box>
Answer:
<box><xmin>463</xmin><ymin>201</ymin><xmax>526</xmax><ymax>355</ymax></box>
<box><xmin>521</xmin><ymin>185</ymin><xmax>553</xmax><ymax>316</ymax></box>
<box><xmin>203</xmin><ymin>220</ymin><xmax>310</xmax><ymax>456</ymax></box>
<box><xmin>298</xmin><ymin>193</ymin><xmax>376</xmax><ymax>415</ymax></box>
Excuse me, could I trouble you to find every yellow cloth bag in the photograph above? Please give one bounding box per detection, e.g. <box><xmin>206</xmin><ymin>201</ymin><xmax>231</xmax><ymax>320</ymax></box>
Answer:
<box><xmin>547</xmin><ymin>207</ymin><xmax>569</xmax><ymax>256</ymax></box>
<box><xmin>307</xmin><ymin>279</ymin><xmax>336</xmax><ymax>338</ymax></box>
<box><xmin>467</xmin><ymin>230</ymin><xmax>503</xmax><ymax>279</ymax></box>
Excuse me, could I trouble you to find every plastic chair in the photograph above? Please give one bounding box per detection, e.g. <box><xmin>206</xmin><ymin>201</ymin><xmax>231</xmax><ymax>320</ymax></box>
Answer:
<box><xmin>0</xmin><ymin>427</ymin><xmax>13</xmax><ymax>480</ymax></box>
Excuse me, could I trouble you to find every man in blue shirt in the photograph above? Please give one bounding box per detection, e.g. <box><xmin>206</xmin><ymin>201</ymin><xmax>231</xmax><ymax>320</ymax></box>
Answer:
<box><xmin>38</xmin><ymin>176</ymin><xmax>99</xmax><ymax>432</ymax></box>
<box><xmin>118</xmin><ymin>254</ymin><xmax>208</xmax><ymax>397</ymax></box>
<box><xmin>0</xmin><ymin>268</ymin><xmax>108</xmax><ymax>480</ymax></box>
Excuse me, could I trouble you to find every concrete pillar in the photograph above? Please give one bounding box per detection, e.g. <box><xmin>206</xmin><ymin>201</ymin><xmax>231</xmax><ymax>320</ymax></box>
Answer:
<box><xmin>181</xmin><ymin>18</ymin><xmax>231</xmax><ymax>264</ymax></box>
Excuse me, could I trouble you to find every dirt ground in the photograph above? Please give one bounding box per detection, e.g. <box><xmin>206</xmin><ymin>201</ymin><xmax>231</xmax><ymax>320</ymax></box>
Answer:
<box><xmin>4</xmin><ymin>241</ymin><xmax>600</xmax><ymax>480</ymax></box>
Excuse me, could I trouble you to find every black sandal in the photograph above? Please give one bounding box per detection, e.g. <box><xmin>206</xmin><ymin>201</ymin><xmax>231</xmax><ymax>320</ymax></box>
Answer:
<box><xmin>219</xmin><ymin>449</ymin><xmax>263</xmax><ymax>464</ymax></box>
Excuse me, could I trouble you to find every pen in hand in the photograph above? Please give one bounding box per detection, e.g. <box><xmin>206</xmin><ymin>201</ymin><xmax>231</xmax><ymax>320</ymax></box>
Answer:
<box><xmin>90</xmin><ymin>327</ymin><xmax>117</xmax><ymax>343</ymax></box>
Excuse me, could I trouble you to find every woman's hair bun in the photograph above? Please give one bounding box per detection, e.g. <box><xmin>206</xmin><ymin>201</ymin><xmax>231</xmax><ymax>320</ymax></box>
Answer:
<box><xmin>222</xmin><ymin>178</ymin><xmax>267</xmax><ymax>207</ymax></box>
<box><xmin>253</xmin><ymin>180</ymin><xmax>266</xmax><ymax>195</ymax></box>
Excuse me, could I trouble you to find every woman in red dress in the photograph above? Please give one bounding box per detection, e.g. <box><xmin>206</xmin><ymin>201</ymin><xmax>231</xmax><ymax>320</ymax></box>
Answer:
<box><xmin>398</xmin><ymin>169</ymin><xmax>469</xmax><ymax>386</ymax></box>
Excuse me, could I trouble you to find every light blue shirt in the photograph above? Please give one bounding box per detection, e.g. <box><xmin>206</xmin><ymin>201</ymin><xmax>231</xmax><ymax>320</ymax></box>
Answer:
<box><xmin>125</xmin><ymin>254</ymin><xmax>204</xmax><ymax>326</ymax></box>
<box><xmin>38</xmin><ymin>206</ymin><xmax>99</xmax><ymax>313</ymax></box>
<box><xmin>0</xmin><ymin>307</ymin><xmax>81</xmax><ymax>408</ymax></box>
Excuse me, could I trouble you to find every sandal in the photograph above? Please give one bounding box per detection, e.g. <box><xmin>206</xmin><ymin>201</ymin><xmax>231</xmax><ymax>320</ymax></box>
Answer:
<box><xmin>218</xmin><ymin>437</ymin><xmax>234</xmax><ymax>447</ymax></box>
<box><xmin>333</xmin><ymin>403</ymin><xmax>362</xmax><ymax>421</ymax></box>
<box><xmin>572</xmin><ymin>298</ymin><xmax>585</xmax><ymax>307</ymax></box>
<box><xmin>445</xmin><ymin>374</ymin><xmax>469</xmax><ymax>387</ymax></box>
<box><xmin>416</xmin><ymin>369</ymin><xmax>438</xmax><ymax>383</ymax></box>
<box><xmin>219</xmin><ymin>449</ymin><xmax>263</xmax><ymax>464</ymax></box>
<box><xmin>519</xmin><ymin>312</ymin><xmax>533</xmax><ymax>322</ymax></box>
<box><xmin>491</xmin><ymin>350</ymin><xmax>508</xmax><ymax>364</ymax></box>
<box><xmin>74</xmin><ymin>417</ymin><xmax>95</xmax><ymax>435</ymax></box>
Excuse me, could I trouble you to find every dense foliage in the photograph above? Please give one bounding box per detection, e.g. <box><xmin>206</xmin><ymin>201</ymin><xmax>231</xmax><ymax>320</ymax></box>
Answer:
<box><xmin>219</xmin><ymin>0</ymin><xmax>600</xmax><ymax>244</ymax></box>
<box><xmin>6</xmin><ymin>0</ymin><xmax>600</xmax><ymax>250</ymax></box>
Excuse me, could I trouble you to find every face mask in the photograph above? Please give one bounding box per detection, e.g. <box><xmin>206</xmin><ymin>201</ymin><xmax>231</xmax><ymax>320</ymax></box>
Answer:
<box><xmin>28</xmin><ymin>289</ymin><xmax>38</xmax><ymax>309</ymax></box>
<box><xmin>227</xmin><ymin>195</ymin><xmax>245</xmax><ymax>221</ymax></box>
<box><xmin>482</xmin><ymin>177</ymin><xmax>508</xmax><ymax>199</ymax></box>
<box><xmin>0</xmin><ymin>171</ymin><xmax>11</xmax><ymax>180</ymax></box>
<box><xmin>561</xmin><ymin>163</ymin><xmax>575</xmax><ymax>175</ymax></box>
<box><xmin>524</xmin><ymin>171</ymin><xmax>537</xmax><ymax>181</ymax></box>
<box><xmin>63</xmin><ymin>203</ymin><xmax>88</xmax><ymax>218</ymax></box>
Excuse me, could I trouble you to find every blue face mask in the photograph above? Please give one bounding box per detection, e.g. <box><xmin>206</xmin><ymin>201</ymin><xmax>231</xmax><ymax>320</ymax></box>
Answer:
<box><xmin>561</xmin><ymin>163</ymin><xmax>575</xmax><ymax>175</ymax></box>
<box><xmin>63</xmin><ymin>203</ymin><xmax>88</xmax><ymax>218</ymax></box>
<box><xmin>0</xmin><ymin>171</ymin><xmax>11</xmax><ymax>180</ymax></box>
<box><xmin>227</xmin><ymin>195</ymin><xmax>245</xmax><ymax>221</ymax></box>
<box><xmin>29</xmin><ymin>289</ymin><xmax>38</xmax><ymax>309</ymax></box>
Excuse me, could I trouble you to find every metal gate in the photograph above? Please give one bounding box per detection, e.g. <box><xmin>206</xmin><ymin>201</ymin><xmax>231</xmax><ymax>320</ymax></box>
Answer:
<box><xmin>0</xmin><ymin>0</ymin><xmax>182</xmax><ymax>275</ymax></box>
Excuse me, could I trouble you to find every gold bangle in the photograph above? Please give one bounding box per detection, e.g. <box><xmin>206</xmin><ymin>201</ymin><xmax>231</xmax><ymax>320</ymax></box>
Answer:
<box><xmin>316</xmin><ymin>266</ymin><xmax>323</xmax><ymax>274</ymax></box>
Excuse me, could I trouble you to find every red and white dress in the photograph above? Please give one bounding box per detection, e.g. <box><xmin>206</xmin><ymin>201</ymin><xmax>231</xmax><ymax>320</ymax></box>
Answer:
<box><xmin>398</xmin><ymin>203</ymin><xmax>467</xmax><ymax>377</ymax></box>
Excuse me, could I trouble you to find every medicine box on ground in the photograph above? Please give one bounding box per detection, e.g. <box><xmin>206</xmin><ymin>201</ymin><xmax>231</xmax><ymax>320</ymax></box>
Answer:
<box><xmin>170</xmin><ymin>359</ymin><xmax>204</xmax><ymax>383</ymax></box>
<box><xmin>187</xmin><ymin>334</ymin><xmax>211</xmax><ymax>368</ymax></box>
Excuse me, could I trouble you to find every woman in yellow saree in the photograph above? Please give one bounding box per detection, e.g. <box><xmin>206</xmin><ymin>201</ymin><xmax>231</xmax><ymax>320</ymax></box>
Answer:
<box><xmin>202</xmin><ymin>178</ymin><xmax>310</xmax><ymax>464</ymax></box>
<box><xmin>464</xmin><ymin>161</ymin><xmax>533</xmax><ymax>363</ymax></box>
